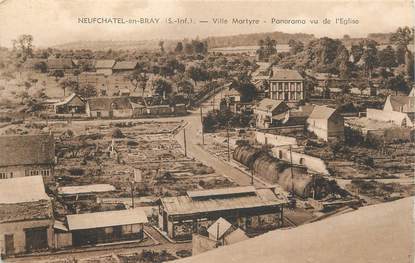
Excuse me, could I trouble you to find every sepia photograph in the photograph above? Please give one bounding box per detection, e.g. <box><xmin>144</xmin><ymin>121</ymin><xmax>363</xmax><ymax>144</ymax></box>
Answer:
<box><xmin>0</xmin><ymin>0</ymin><xmax>414</xmax><ymax>262</ymax></box>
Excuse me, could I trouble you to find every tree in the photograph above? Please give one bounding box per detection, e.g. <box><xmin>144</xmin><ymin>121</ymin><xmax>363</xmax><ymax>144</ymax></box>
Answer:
<box><xmin>59</xmin><ymin>79</ymin><xmax>77</xmax><ymax>97</ymax></box>
<box><xmin>350</xmin><ymin>43</ymin><xmax>364</xmax><ymax>63</ymax></box>
<box><xmin>378</xmin><ymin>45</ymin><xmax>397</xmax><ymax>70</ymax></box>
<box><xmin>405</xmin><ymin>50</ymin><xmax>414</xmax><ymax>80</ymax></box>
<box><xmin>185</xmin><ymin>65</ymin><xmax>208</xmax><ymax>86</ymax></box>
<box><xmin>177</xmin><ymin>78</ymin><xmax>194</xmax><ymax>103</ymax></box>
<box><xmin>152</xmin><ymin>77</ymin><xmax>172</xmax><ymax>99</ymax></box>
<box><xmin>51</xmin><ymin>69</ymin><xmax>64</xmax><ymax>82</ymax></box>
<box><xmin>361</xmin><ymin>40</ymin><xmax>378</xmax><ymax>79</ymax></box>
<box><xmin>12</xmin><ymin>34</ymin><xmax>34</xmax><ymax>62</ymax></box>
<box><xmin>256</xmin><ymin>37</ymin><xmax>277</xmax><ymax>61</ymax></box>
<box><xmin>175</xmin><ymin>42</ymin><xmax>183</xmax><ymax>53</ymax></box>
<box><xmin>158</xmin><ymin>41</ymin><xmax>165</xmax><ymax>53</ymax></box>
<box><xmin>128</xmin><ymin>70</ymin><xmax>149</xmax><ymax>95</ymax></box>
<box><xmin>390</xmin><ymin>26</ymin><xmax>414</xmax><ymax>52</ymax></box>
<box><xmin>75</xmin><ymin>84</ymin><xmax>97</xmax><ymax>98</ymax></box>
<box><xmin>385</xmin><ymin>75</ymin><xmax>408</xmax><ymax>95</ymax></box>
<box><xmin>288</xmin><ymin>39</ymin><xmax>304</xmax><ymax>55</ymax></box>
<box><xmin>34</xmin><ymin>61</ymin><xmax>47</xmax><ymax>73</ymax></box>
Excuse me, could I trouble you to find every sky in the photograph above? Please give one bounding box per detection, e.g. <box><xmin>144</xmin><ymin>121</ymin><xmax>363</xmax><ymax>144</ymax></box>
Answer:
<box><xmin>0</xmin><ymin>0</ymin><xmax>413</xmax><ymax>47</ymax></box>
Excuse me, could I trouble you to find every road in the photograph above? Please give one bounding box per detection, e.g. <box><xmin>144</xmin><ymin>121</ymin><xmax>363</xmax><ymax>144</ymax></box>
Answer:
<box><xmin>174</xmin><ymin>109</ymin><xmax>267</xmax><ymax>187</ymax></box>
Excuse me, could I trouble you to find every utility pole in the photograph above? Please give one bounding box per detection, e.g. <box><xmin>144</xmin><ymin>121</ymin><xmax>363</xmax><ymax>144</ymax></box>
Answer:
<box><xmin>130</xmin><ymin>181</ymin><xmax>135</xmax><ymax>208</ymax></box>
<box><xmin>184</xmin><ymin>128</ymin><xmax>187</xmax><ymax>157</ymax></box>
<box><xmin>289</xmin><ymin>145</ymin><xmax>294</xmax><ymax>196</ymax></box>
<box><xmin>227</xmin><ymin>122</ymin><xmax>230</xmax><ymax>162</ymax></box>
<box><xmin>200</xmin><ymin>107</ymin><xmax>204</xmax><ymax>145</ymax></box>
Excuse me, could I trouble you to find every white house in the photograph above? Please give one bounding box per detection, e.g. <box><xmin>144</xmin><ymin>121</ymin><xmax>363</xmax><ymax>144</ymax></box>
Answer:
<box><xmin>307</xmin><ymin>105</ymin><xmax>344</xmax><ymax>141</ymax></box>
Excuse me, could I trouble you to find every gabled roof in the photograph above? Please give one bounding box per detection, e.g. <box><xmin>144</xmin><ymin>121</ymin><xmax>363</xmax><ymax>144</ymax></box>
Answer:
<box><xmin>113</xmin><ymin>61</ymin><xmax>138</xmax><ymax>70</ymax></box>
<box><xmin>256</xmin><ymin>98</ymin><xmax>287</xmax><ymax>112</ymax></box>
<box><xmin>269</xmin><ymin>68</ymin><xmax>303</xmax><ymax>81</ymax></box>
<box><xmin>54</xmin><ymin>93</ymin><xmax>85</xmax><ymax>107</ymax></box>
<box><xmin>387</xmin><ymin>95</ymin><xmax>415</xmax><ymax>113</ymax></box>
<box><xmin>207</xmin><ymin>217</ymin><xmax>233</xmax><ymax>240</ymax></box>
<box><xmin>308</xmin><ymin>105</ymin><xmax>337</xmax><ymax>120</ymax></box>
<box><xmin>0</xmin><ymin>134</ymin><xmax>55</xmax><ymax>167</ymax></box>
<box><xmin>87</xmin><ymin>97</ymin><xmax>132</xmax><ymax>111</ymax></box>
<box><xmin>47</xmin><ymin>58</ymin><xmax>75</xmax><ymax>69</ymax></box>
<box><xmin>66</xmin><ymin>208</ymin><xmax>148</xmax><ymax>230</ymax></box>
<box><xmin>409</xmin><ymin>86</ymin><xmax>415</xmax><ymax>97</ymax></box>
<box><xmin>95</xmin><ymin>59</ymin><xmax>116</xmax><ymax>69</ymax></box>
<box><xmin>187</xmin><ymin>186</ymin><xmax>256</xmax><ymax>199</ymax></box>
<box><xmin>0</xmin><ymin>176</ymin><xmax>50</xmax><ymax>204</ymax></box>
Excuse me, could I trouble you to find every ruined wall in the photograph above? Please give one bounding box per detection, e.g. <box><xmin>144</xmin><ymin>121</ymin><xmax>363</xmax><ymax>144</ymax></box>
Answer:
<box><xmin>271</xmin><ymin>147</ymin><xmax>329</xmax><ymax>175</ymax></box>
<box><xmin>255</xmin><ymin>132</ymin><xmax>298</xmax><ymax>147</ymax></box>
<box><xmin>367</xmin><ymin>108</ymin><xmax>413</xmax><ymax>127</ymax></box>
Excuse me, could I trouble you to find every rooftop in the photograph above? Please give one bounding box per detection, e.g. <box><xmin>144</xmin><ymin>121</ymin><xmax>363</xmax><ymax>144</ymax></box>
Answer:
<box><xmin>387</xmin><ymin>95</ymin><xmax>415</xmax><ymax>113</ymax></box>
<box><xmin>187</xmin><ymin>186</ymin><xmax>256</xmax><ymax>199</ymax></box>
<box><xmin>66</xmin><ymin>208</ymin><xmax>148</xmax><ymax>231</ymax></box>
<box><xmin>95</xmin><ymin>59</ymin><xmax>116</xmax><ymax>69</ymax></box>
<box><xmin>161</xmin><ymin>188</ymin><xmax>286</xmax><ymax>216</ymax></box>
<box><xmin>58</xmin><ymin>184</ymin><xmax>116</xmax><ymax>196</ymax></box>
<box><xmin>269</xmin><ymin>68</ymin><xmax>303</xmax><ymax>81</ymax></box>
<box><xmin>47</xmin><ymin>58</ymin><xmax>74</xmax><ymax>69</ymax></box>
<box><xmin>0</xmin><ymin>176</ymin><xmax>50</xmax><ymax>204</ymax></box>
<box><xmin>113</xmin><ymin>61</ymin><xmax>138</xmax><ymax>70</ymax></box>
<box><xmin>308</xmin><ymin>105</ymin><xmax>337</xmax><ymax>120</ymax></box>
<box><xmin>256</xmin><ymin>98</ymin><xmax>287</xmax><ymax>112</ymax></box>
<box><xmin>0</xmin><ymin>134</ymin><xmax>55</xmax><ymax>167</ymax></box>
<box><xmin>207</xmin><ymin>217</ymin><xmax>233</xmax><ymax>240</ymax></box>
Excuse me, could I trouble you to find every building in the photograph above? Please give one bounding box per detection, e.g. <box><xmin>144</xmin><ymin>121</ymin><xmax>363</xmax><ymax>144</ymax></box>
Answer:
<box><xmin>46</xmin><ymin>58</ymin><xmax>76</xmax><ymax>73</ymax></box>
<box><xmin>254</xmin><ymin>98</ymin><xmax>289</xmax><ymax>129</ymax></box>
<box><xmin>58</xmin><ymin>184</ymin><xmax>116</xmax><ymax>205</ymax></box>
<box><xmin>113</xmin><ymin>61</ymin><xmax>139</xmax><ymax>73</ymax></box>
<box><xmin>54</xmin><ymin>208</ymin><xmax>147</xmax><ymax>248</ymax></box>
<box><xmin>192</xmin><ymin>217</ymin><xmax>248</xmax><ymax>256</ymax></box>
<box><xmin>158</xmin><ymin>186</ymin><xmax>286</xmax><ymax>241</ymax></box>
<box><xmin>0</xmin><ymin>176</ymin><xmax>54</xmax><ymax>256</ymax></box>
<box><xmin>366</xmin><ymin>92</ymin><xmax>415</xmax><ymax>127</ymax></box>
<box><xmin>22</xmin><ymin>58</ymin><xmax>47</xmax><ymax>72</ymax></box>
<box><xmin>307</xmin><ymin>105</ymin><xmax>345</xmax><ymax>141</ymax></box>
<box><xmin>54</xmin><ymin>93</ymin><xmax>86</xmax><ymax>114</ymax></box>
<box><xmin>95</xmin><ymin>60</ymin><xmax>116</xmax><ymax>76</ymax></box>
<box><xmin>0</xmin><ymin>134</ymin><xmax>55</xmax><ymax>180</ymax></box>
<box><xmin>268</xmin><ymin>68</ymin><xmax>305</xmax><ymax>102</ymax></box>
<box><xmin>86</xmin><ymin>97</ymin><xmax>133</xmax><ymax>118</ymax></box>
<box><xmin>79</xmin><ymin>72</ymin><xmax>135</xmax><ymax>97</ymax></box>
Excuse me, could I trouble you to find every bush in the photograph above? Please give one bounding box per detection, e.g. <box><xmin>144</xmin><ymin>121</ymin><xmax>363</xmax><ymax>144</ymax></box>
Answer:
<box><xmin>111</xmin><ymin>128</ymin><xmax>124</xmax><ymax>138</ymax></box>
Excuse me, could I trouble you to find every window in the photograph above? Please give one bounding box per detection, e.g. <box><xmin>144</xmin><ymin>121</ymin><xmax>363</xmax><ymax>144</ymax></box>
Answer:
<box><xmin>0</xmin><ymin>172</ymin><xmax>7</xmax><ymax>179</ymax></box>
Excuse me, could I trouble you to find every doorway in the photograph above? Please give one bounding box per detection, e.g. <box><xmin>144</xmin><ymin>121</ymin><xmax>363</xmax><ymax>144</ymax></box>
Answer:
<box><xmin>5</xmin><ymin>234</ymin><xmax>14</xmax><ymax>255</ymax></box>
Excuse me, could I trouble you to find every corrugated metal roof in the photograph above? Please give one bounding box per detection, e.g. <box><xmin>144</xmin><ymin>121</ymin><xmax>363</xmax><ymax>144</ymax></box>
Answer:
<box><xmin>161</xmin><ymin>188</ymin><xmax>286</xmax><ymax>216</ymax></box>
<box><xmin>0</xmin><ymin>176</ymin><xmax>50</xmax><ymax>204</ymax></box>
<box><xmin>66</xmin><ymin>208</ymin><xmax>148</xmax><ymax>230</ymax></box>
<box><xmin>187</xmin><ymin>186</ymin><xmax>256</xmax><ymax>199</ymax></box>
<box><xmin>58</xmin><ymin>184</ymin><xmax>116</xmax><ymax>195</ymax></box>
